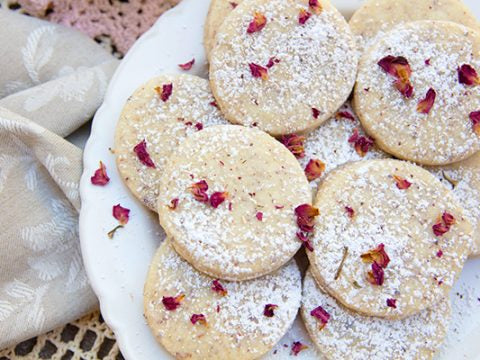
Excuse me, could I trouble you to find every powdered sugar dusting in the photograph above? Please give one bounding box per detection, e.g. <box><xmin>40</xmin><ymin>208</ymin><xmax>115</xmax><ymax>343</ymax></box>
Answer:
<box><xmin>210</xmin><ymin>0</ymin><xmax>358</xmax><ymax>135</ymax></box>
<box><xmin>302</xmin><ymin>270</ymin><xmax>450</xmax><ymax>360</ymax></box>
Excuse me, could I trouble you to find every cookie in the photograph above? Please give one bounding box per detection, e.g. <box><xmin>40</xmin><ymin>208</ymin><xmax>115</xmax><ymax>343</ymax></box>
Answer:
<box><xmin>349</xmin><ymin>0</ymin><xmax>480</xmax><ymax>52</ymax></box>
<box><xmin>307</xmin><ymin>159</ymin><xmax>472</xmax><ymax>319</ymax></box>
<box><xmin>209</xmin><ymin>0</ymin><xmax>358</xmax><ymax>136</ymax></box>
<box><xmin>301</xmin><ymin>269</ymin><xmax>451</xmax><ymax>360</ymax></box>
<box><xmin>299</xmin><ymin>102</ymin><xmax>388</xmax><ymax>192</ymax></box>
<box><xmin>204</xmin><ymin>0</ymin><xmax>242</xmax><ymax>61</ymax></box>
<box><xmin>157</xmin><ymin>125</ymin><xmax>311</xmax><ymax>280</ymax></box>
<box><xmin>144</xmin><ymin>240</ymin><xmax>301</xmax><ymax>360</ymax></box>
<box><xmin>428</xmin><ymin>151</ymin><xmax>480</xmax><ymax>257</ymax></box>
<box><xmin>114</xmin><ymin>74</ymin><xmax>227</xmax><ymax>211</ymax></box>
<box><xmin>354</xmin><ymin>21</ymin><xmax>480</xmax><ymax>165</ymax></box>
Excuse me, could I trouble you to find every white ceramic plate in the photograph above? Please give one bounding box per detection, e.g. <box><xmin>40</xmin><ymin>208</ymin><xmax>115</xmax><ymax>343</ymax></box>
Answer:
<box><xmin>79</xmin><ymin>1</ymin><xmax>480</xmax><ymax>359</ymax></box>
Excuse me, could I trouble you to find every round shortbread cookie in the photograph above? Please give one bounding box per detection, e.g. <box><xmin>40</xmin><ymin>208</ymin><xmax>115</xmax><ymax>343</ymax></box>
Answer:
<box><xmin>300</xmin><ymin>102</ymin><xmax>388</xmax><ymax>192</ymax></box>
<box><xmin>428</xmin><ymin>151</ymin><xmax>480</xmax><ymax>257</ymax></box>
<box><xmin>354</xmin><ymin>21</ymin><xmax>480</xmax><ymax>165</ymax></box>
<box><xmin>209</xmin><ymin>0</ymin><xmax>358</xmax><ymax>136</ymax></box>
<box><xmin>144</xmin><ymin>240</ymin><xmax>301</xmax><ymax>360</ymax></box>
<box><xmin>157</xmin><ymin>125</ymin><xmax>311</xmax><ymax>281</ymax></box>
<box><xmin>114</xmin><ymin>74</ymin><xmax>227</xmax><ymax>211</ymax></box>
<box><xmin>349</xmin><ymin>0</ymin><xmax>480</xmax><ymax>52</ymax></box>
<box><xmin>204</xmin><ymin>0</ymin><xmax>243</xmax><ymax>61</ymax></box>
<box><xmin>301</xmin><ymin>270</ymin><xmax>451</xmax><ymax>360</ymax></box>
<box><xmin>307</xmin><ymin>159</ymin><xmax>473</xmax><ymax>319</ymax></box>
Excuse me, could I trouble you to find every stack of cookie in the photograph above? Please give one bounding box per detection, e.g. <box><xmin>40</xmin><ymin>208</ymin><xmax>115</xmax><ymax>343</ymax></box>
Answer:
<box><xmin>114</xmin><ymin>0</ymin><xmax>480</xmax><ymax>358</ymax></box>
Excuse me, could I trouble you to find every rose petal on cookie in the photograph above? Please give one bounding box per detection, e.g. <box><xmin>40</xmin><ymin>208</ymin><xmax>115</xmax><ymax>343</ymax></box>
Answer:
<box><xmin>442</xmin><ymin>212</ymin><xmax>456</xmax><ymax>226</ymax></box>
<box><xmin>310</xmin><ymin>306</ymin><xmax>330</xmax><ymax>330</ymax></box>
<box><xmin>155</xmin><ymin>83</ymin><xmax>173</xmax><ymax>102</ymax></box>
<box><xmin>247</xmin><ymin>12</ymin><xmax>267</xmax><ymax>34</ymax></box>
<box><xmin>386</xmin><ymin>298</ymin><xmax>397</xmax><ymax>308</ymax></box>
<box><xmin>91</xmin><ymin>161</ymin><xmax>110</xmax><ymax>186</ymax></box>
<box><xmin>291</xmin><ymin>341</ymin><xmax>308</xmax><ymax>356</ymax></box>
<box><xmin>312</xmin><ymin>107</ymin><xmax>320</xmax><ymax>119</ymax></box>
<box><xmin>195</xmin><ymin>122</ymin><xmax>204</xmax><ymax>131</ymax></box>
<box><xmin>211</xmin><ymin>279</ymin><xmax>228</xmax><ymax>296</ymax></box>
<box><xmin>394</xmin><ymin>78</ymin><xmax>414</xmax><ymax>98</ymax></box>
<box><xmin>335</xmin><ymin>111</ymin><xmax>355</xmax><ymax>121</ymax></box>
<box><xmin>189</xmin><ymin>180</ymin><xmax>209</xmax><ymax>203</ymax></box>
<box><xmin>210</xmin><ymin>191</ymin><xmax>228</xmax><ymax>208</ymax></box>
<box><xmin>190</xmin><ymin>313</ymin><xmax>207</xmax><ymax>326</ymax></box>
<box><xmin>304</xmin><ymin>159</ymin><xmax>325</xmax><ymax>181</ymax></box>
<box><xmin>162</xmin><ymin>294</ymin><xmax>185</xmax><ymax>311</ymax></box>
<box><xmin>367</xmin><ymin>262</ymin><xmax>385</xmax><ymax>286</ymax></box>
<box><xmin>361</xmin><ymin>243</ymin><xmax>390</xmax><ymax>268</ymax></box>
<box><xmin>297</xmin><ymin>232</ymin><xmax>314</xmax><ymax>252</ymax></box>
<box><xmin>133</xmin><ymin>139</ymin><xmax>156</xmax><ymax>168</ymax></box>
<box><xmin>432</xmin><ymin>222</ymin><xmax>450</xmax><ymax>236</ymax></box>
<box><xmin>298</xmin><ymin>9</ymin><xmax>311</xmax><ymax>25</ymax></box>
<box><xmin>295</xmin><ymin>204</ymin><xmax>320</xmax><ymax>233</ymax></box>
<box><xmin>263</xmin><ymin>304</ymin><xmax>278</xmax><ymax>317</ymax></box>
<box><xmin>249</xmin><ymin>63</ymin><xmax>268</xmax><ymax>80</ymax></box>
<box><xmin>256</xmin><ymin>211</ymin><xmax>264</xmax><ymax>221</ymax></box>
<box><xmin>178</xmin><ymin>58</ymin><xmax>195</xmax><ymax>71</ymax></box>
<box><xmin>436</xmin><ymin>249</ymin><xmax>444</xmax><ymax>258</ymax></box>
<box><xmin>230</xmin><ymin>1</ymin><xmax>238</xmax><ymax>8</ymax></box>
<box><xmin>393</xmin><ymin>175</ymin><xmax>412</xmax><ymax>190</ymax></box>
<box><xmin>113</xmin><ymin>204</ymin><xmax>130</xmax><ymax>225</ymax></box>
<box><xmin>458</xmin><ymin>64</ymin><xmax>480</xmax><ymax>86</ymax></box>
<box><xmin>266</xmin><ymin>57</ymin><xmax>280</xmax><ymax>68</ymax></box>
<box><xmin>469</xmin><ymin>111</ymin><xmax>480</xmax><ymax>136</ymax></box>
<box><xmin>378</xmin><ymin>56</ymin><xmax>413</xmax><ymax>97</ymax></box>
<box><xmin>308</xmin><ymin>0</ymin><xmax>322</xmax><ymax>14</ymax></box>
<box><xmin>417</xmin><ymin>88</ymin><xmax>436</xmax><ymax>114</ymax></box>
<box><xmin>280</xmin><ymin>134</ymin><xmax>305</xmax><ymax>158</ymax></box>
<box><xmin>168</xmin><ymin>198</ymin><xmax>179</xmax><ymax>210</ymax></box>
<box><xmin>345</xmin><ymin>206</ymin><xmax>355</xmax><ymax>219</ymax></box>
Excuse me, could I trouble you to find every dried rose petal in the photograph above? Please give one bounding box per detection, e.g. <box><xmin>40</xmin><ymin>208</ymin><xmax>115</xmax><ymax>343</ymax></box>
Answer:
<box><xmin>247</xmin><ymin>12</ymin><xmax>267</xmax><ymax>34</ymax></box>
<box><xmin>155</xmin><ymin>83</ymin><xmax>173</xmax><ymax>102</ymax></box>
<box><xmin>266</xmin><ymin>57</ymin><xmax>280</xmax><ymax>68</ymax></box>
<box><xmin>211</xmin><ymin>279</ymin><xmax>228</xmax><ymax>296</ymax></box>
<box><xmin>469</xmin><ymin>111</ymin><xmax>480</xmax><ymax>136</ymax></box>
<box><xmin>298</xmin><ymin>9</ymin><xmax>311</xmax><ymax>25</ymax></box>
<box><xmin>209</xmin><ymin>100</ymin><xmax>218</xmax><ymax>108</ymax></box>
<box><xmin>263</xmin><ymin>304</ymin><xmax>278</xmax><ymax>317</ymax></box>
<box><xmin>190</xmin><ymin>313</ymin><xmax>207</xmax><ymax>326</ymax></box>
<box><xmin>179</xmin><ymin>58</ymin><xmax>195</xmax><ymax>71</ymax></box>
<box><xmin>312</xmin><ymin>107</ymin><xmax>320</xmax><ymax>119</ymax></box>
<box><xmin>189</xmin><ymin>180</ymin><xmax>209</xmax><ymax>203</ymax></box>
<box><xmin>295</xmin><ymin>204</ymin><xmax>320</xmax><ymax>233</ymax></box>
<box><xmin>195</xmin><ymin>122</ymin><xmax>204</xmax><ymax>131</ymax></box>
<box><xmin>393</xmin><ymin>175</ymin><xmax>412</xmax><ymax>190</ymax></box>
<box><xmin>437</xmin><ymin>249</ymin><xmax>444</xmax><ymax>258</ymax></box>
<box><xmin>91</xmin><ymin>161</ymin><xmax>110</xmax><ymax>186</ymax></box>
<box><xmin>425</xmin><ymin>59</ymin><xmax>431</xmax><ymax>66</ymax></box>
<box><xmin>378</xmin><ymin>55</ymin><xmax>413</xmax><ymax>98</ymax></box>
<box><xmin>442</xmin><ymin>212</ymin><xmax>456</xmax><ymax>226</ymax></box>
<box><xmin>395</xmin><ymin>78</ymin><xmax>414</xmax><ymax>98</ymax></box>
<box><xmin>210</xmin><ymin>191</ymin><xmax>228</xmax><ymax>208</ymax></box>
<box><xmin>249</xmin><ymin>63</ymin><xmax>268</xmax><ymax>80</ymax></box>
<box><xmin>280</xmin><ymin>134</ymin><xmax>305</xmax><ymax>158</ymax></box>
<box><xmin>230</xmin><ymin>1</ymin><xmax>237</xmax><ymax>8</ymax></box>
<box><xmin>432</xmin><ymin>222</ymin><xmax>450</xmax><ymax>236</ymax></box>
<box><xmin>256</xmin><ymin>211</ymin><xmax>263</xmax><ymax>221</ymax></box>
<box><xmin>417</xmin><ymin>88</ymin><xmax>436</xmax><ymax>114</ymax></box>
<box><xmin>361</xmin><ymin>243</ymin><xmax>390</xmax><ymax>268</ymax></box>
<box><xmin>162</xmin><ymin>294</ymin><xmax>185</xmax><ymax>311</ymax></box>
<box><xmin>345</xmin><ymin>206</ymin><xmax>355</xmax><ymax>219</ymax></box>
<box><xmin>310</xmin><ymin>306</ymin><xmax>330</xmax><ymax>330</ymax></box>
<box><xmin>458</xmin><ymin>64</ymin><xmax>480</xmax><ymax>86</ymax></box>
<box><xmin>336</xmin><ymin>111</ymin><xmax>355</xmax><ymax>121</ymax></box>
<box><xmin>113</xmin><ymin>204</ymin><xmax>130</xmax><ymax>225</ymax></box>
<box><xmin>308</xmin><ymin>0</ymin><xmax>322</xmax><ymax>14</ymax></box>
<box><xmin>291</xmin><ymin>341</ymin><xmax>308</xmax><ymax>356</ymax></box>
<box><xmin>133</xmin><ymin>140</ymin><xmax>156</xmax><ymax>168</ymax></box>
<box><xmin>297</xmin><ymin>232</ymin><xmax>314</xmax><ymax>252</ymax></box>
<box><xmin>304</xmin><ymin>159</ymin><xmax>325</xmax><ymax>181</ymax></box>
<box><xmin>367</xmin><ymin>262</ymin><xmax>385</xmax><ymax>286</ymax></box>
<box><xmin>168</xmin><ymin>198</ymin><xmax>179</xmax><ymax>210</ymax></box>
<box><xmin>348</xmin><ymin>129</ymin><xmax>374</xmax><ymax>157</ymax></box>
<box><xmin>386</xmin><ymin>298</ymin><xmax>397</xmax><ymax>308</ymax></box>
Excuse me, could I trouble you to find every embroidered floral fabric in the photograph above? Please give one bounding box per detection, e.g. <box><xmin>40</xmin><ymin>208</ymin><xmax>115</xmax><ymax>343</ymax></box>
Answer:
<box><xmin>0</xmin><ymin>9</ymin><xmax>118</xmax><ymax>350</ymax></box>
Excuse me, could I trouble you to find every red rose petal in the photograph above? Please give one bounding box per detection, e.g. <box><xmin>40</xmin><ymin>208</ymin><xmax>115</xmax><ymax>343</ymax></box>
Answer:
<box><xmin>162</xmin><ymin>294</ymin><xmax>185</xmax><ymax>311</ymax></box>
<box><xmin>417</xmin><ymin>88</ymin><xmax>436</xmax><ymax>114</ymax></box>
<box><xmin>230</xmin><ymin>1</ymin><xmax>237</xmax><ymax>8</ymax></box>
<box><xmin>345</xmin><ymin>206</ymin><xmax>355</xmax><ymax>219</ymax></box>
<box><xmin>308</xmin><ymin>0</ymin><xmax>322</xmax><ymax>14</ymax></box>
<box><xmin>210</xmin><ymin>191</ymin><xmax>228</xmax><ymax>208</ymax></box>
<box><xmin>393</xmin><ymin>175</ymin><xmax>412</xmax><ymax>190</ymax></box>
<box><xmin>378</xmin><ymin>55</ymin><xmax>413</xmax><ymax>98</ymax></box>
<box><xmin>386</xmin><ymin>298</ymin><xmax>397</xmax><ymax>308</ymax></box>
<box><xmin>249</xmin><ymin>63</ymin><xmax>268</xmax><ymax>80</ymax></box>
<box><xmin>112</xmin><ymin>204</ymin><xmax>130</xmax><ymax>225</ymax></box>
<box><xmin>211</xmin><ymin>279</ymin><xmax>228</xmax><ymax>296</ymax></box>
<box><xmin>336</xmin><ymin>111</ymin><xmax>355</xmax><ymax>121</ymax></box>
<box><xmin>291</xmin><ymin>341</ymin><xmax>308</xmax><ymax>356</ymax></box>
<box><xmin>367</xmin><ymin>262</ymin><xmax>385</xmax><ymax>286</ymax></box>
<box><xmin>189</xmin><ymin>180</ymin><xmax>209</xmax><ymax>203</ymax></box>
<box><xmin>190</xmin><ymin>313</ymin><xmax>207</xmax><ymax>326</ymax></box>
<box><xmin>133</xmin><ymin>140</ymin><xmax>156</xmax><ymax>168</ymax></box>
<box><xmin>263</xmin><ymin>304</ymin><xmax>278</xmax><ymax>317</ymax></box>
<box><xmin>298</xmin><ymin>9</ymin><xmax>311</xmax><ymax>25</ymax></box>
<box><xmin>442</xmin><ymin>212</ymin><xmax>456</xmax><ymax>226</ymax></box>
<box><xmin>247</xmin><ymin>12</ymin><xmax>267</xmax><ymax>34</ymax></box>
<box><xmin>91</xmin><ymin>161</ymin><xmax>110</xmax><ymax>186</ymax></box>
<box><xmin>168</xmin><ymin>198</ymin><xmax>179</xmax><ymax>210</ymax></box>
<box><xmin>280</xmin><ymin>134</ymin><xmax>305</xmax><ymax>158</ymax></box>
<box><xmin>395</xmin><ymin>78</ymin><xmax>414</xmax><ymax>98</ymax></box>
<box><xmin>304</xmin><ymin>159</ymin><xmax>326</xmax><ymax>181</ymax></box>
<box><xmin>178</xmin><ymin>58</ymin><xmax>195</xmax><ymax>71</ymax></box>
<box><xmin>436</xmin><ymin>249</ymin><xmax>444</xmax><ymax>258</ymax></box>
<box><xmin>155</xmin><ymin>83</ymin><xmax>173</xmax><ymax>102</ymax></box>
<box><xmin>361</xmin><ymin>243</ymin><xmax>390</xmax><ymax>268</ymax></box>
<box><xmin>297</xmin><ymin>232</ymin><xmax>314</xmax><ymax>252</ymax></box>
<box><xmin>458</xmin><ymin>64</ymin><xmax>480</xmax><ymax>86</ymax></box>
<box><xmin>266</xmin><ymin>57</ymin><xmax>280</xmax><ymax>68</ymax></box>
<box><xmin>295</xmin><ymin>204</ymin><xmax>320</xmax><ymax>233</ymax></box>
<box><xmin>209</xmin><ymin>100</ymin><xmax>218</xmax><ymax>108</ymax></box>
<box><xmin>469</xmin><ymin>111</ymin><xmax>480</xmax><ymax>136</ymax></box>
<box><xmin>310</xmin><ymin>306</ymin><xmax>330</xmax><ymax>330</ymax></box>
<box><xmin>256</xmin><ymin>211</ymin><xmax>263</xmax><ymax>221</ymax></box>
<box><xmin>432</xmin><ymin>222</ymin><xmax>450</xmax><ymax>236</ymax></box>
<box><xmin>312</xmin><ymin>107</ymin><xmax>320</xmax><ymax>119</ymax></box>
<box><xmin>195</xmin><ymin>122</ymin><xmax>204</xmax><ymax>131</ymax></box>
<box><xmin>348</xmin><ymin>129</ymin><xmax>374</xmax><ymax>157</ymax></box>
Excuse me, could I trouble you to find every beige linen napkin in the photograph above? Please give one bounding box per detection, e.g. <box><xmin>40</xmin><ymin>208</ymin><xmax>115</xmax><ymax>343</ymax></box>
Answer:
<box><xmin>0</xmin><ymin>9</ymin><xmax>118</xmax><ymax>349</ymax></box>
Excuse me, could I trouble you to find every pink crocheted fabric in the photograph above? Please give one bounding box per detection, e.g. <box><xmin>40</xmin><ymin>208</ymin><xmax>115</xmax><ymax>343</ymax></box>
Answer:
<box><xmin>18</xmin><ymin>0</ymin><xmax>180</xmax><ymax>55</ymax></box>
